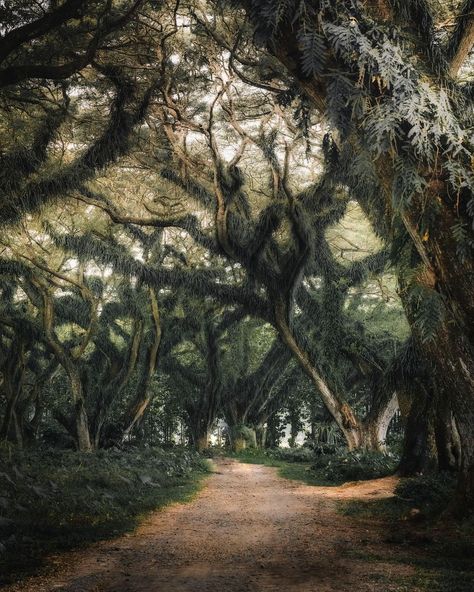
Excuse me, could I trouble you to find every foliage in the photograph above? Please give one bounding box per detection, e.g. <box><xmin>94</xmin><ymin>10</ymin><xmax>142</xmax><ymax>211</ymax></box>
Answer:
<box><xmin>394</xmin><ymin>473</ymin><xmax>457</xmax><ymax>513</ymax></box>
<box><xmin>0</xmin><ymin>446</ymin><xmax>209</xmax><ymax>584</ymax></box>
<box><xmin>312</xmin><ymin>450</ymin><xmax>399</xmax><ymax>483</ymax></box>
<box><xmin>228</xmin><ymin>448</ymin><xmax>331</xmax><ymax>485</ymax></box>
<box><xmin>267</xmin><ymin>446</ymin><xmax>314</xmax><ymax>463</ymax></box>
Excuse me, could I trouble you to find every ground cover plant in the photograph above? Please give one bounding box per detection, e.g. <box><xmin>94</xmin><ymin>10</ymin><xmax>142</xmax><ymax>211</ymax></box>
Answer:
<box><xmin>0</xmin><ymin>446</ymin><xmax>209</xmax><ymax>584</ymax></box>
<box><xmin>229</xmin><ymin>446</ymin><xmax>399</xmax><ymax>485</ymax></box>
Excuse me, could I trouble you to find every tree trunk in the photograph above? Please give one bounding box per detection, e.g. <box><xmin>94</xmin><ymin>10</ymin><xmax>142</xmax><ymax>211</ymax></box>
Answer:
<box><xmin>196</xmin><ymin>430</ymin><xmax>210</xmax><ymax>452</ymax></box>
<box><xmin>1</xmin><ymin>388</ymin><xmax>21</xmax><ymax>443</ymax></box>
<box><xmin>52</xmin><ymin>367</ymin><xmax>92</xmax><ymax>451</ymax></box>
<box><xmin>70</xmin><ymin>374</ymin><xmax>92</xmax><ymax>452</ymax></box>
<box><xmin>121</xmin><ymin>289</ymin><xmax>161</xmax><ymax>442</ymax></box>
<box><xmin>255</xmin><ymin>424</ymin><xmax>267</xmax><ymax>448</ymax></box>
<box><xmin>26</xmin><ymin>387</ymin><xmax>44</xmax><ymax>445</ymax></box>
<box><xmin>435</xmin><ymin>395</ymin><xmax>461</xmax><ymax>472</ymax></box>
<box><xmin>0</xmin><ymin>342</ymin><xmax>26</xmax><ymax>444</ymax></box>
<box><xmin>91</xmin><ymin>412</ymin><xmax>105</xmax><ymax>450</ymax></box>
<box><xmin>452</xmin><ymin>388</ymin><xmax>474</xmax><ymax>514</ymax></box>
<box><xmin>122</xmin><ymin>398</ymin><xmax>150</xmax><ymax>443</ymax></box>
<box><xmin>414</xmin><ymin>320</ymin><xmax>474</xmax><ymax>511</ymax></box>
<box><xmin>398</xmin><ymin>383</ymin><xmax>438</xmax><ymax>476</ymax></box>
<box><xmin>273</xmin><ymin>297</ymin><xmax>363</xmax><ymax>450</ymax></box>
<box><xmin>360</xmin><ymin>393</ymin><xmax>399</xmax><ymax>451</ymax></box>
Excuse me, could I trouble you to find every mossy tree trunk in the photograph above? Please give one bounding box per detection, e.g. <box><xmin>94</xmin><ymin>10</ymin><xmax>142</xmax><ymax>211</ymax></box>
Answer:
<box><xmin>121</xmin><ymin>289</ymin><xmax>162</xmax><ymax>442</ymax></box>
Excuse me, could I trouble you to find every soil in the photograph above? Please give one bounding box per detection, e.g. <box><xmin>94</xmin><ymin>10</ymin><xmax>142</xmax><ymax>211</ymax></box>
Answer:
<box><xmin>5</xmin><ymin>459</ymin><xmax>426</xmax><ymax>591</ymax></box>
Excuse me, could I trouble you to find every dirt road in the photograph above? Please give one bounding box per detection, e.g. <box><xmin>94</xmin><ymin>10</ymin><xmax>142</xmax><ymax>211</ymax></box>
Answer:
<box><xmin>6</xmin><ymin>459</ymin><xmax>422</xmax><ymax>591</ymax></box>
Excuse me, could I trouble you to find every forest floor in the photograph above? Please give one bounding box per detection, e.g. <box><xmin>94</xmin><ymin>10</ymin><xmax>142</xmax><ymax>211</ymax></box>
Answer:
<box><xmin>3</xmin><ymin>458</ymin><xmax>473</xmax><ymax>592</ymax></box>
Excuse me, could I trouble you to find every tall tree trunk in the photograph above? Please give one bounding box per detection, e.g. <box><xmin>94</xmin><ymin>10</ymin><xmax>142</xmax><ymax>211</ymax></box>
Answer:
<box><xmin>38</xmin><ymin>286</ymin><xmax>92</xmax><ymax>451</ymax></box>
<box><xmin>121</xmin><ymin>289</ymin><xmax>161</xmax><ymax>442</ymax></box>
<box><xmin>273</xmin><ymin>297</ymin><xmax>362</xmax><ymax>449</ymax></box>
<box><xmin>0</xmin><ymin>341</ymin><xmax>26</xmax><ymax>444</ymax></box>
<box><xmin>192</xmin><ymin>424</ymin><xmax>210</xmax><ymax>452</ymax></box>
<box><xmin>1</xmin><ymin>386</ymin><xmax>22</xmax><ymax>443</ymax></box>
<box><xmin>360</xmin><ymin>393</ymin><xmax>399</xmax><ymax>451</ymax></box>
<box><xmin>70</xmin><ymin>373</ymin><xmax>93</xmax><ymax>452</ymax></box>
<box><xmin>197</xmin><ymin>434</ymin><xmax>210</xmax><ymax>451</ymax></box>
<box><xmin>27</xmin><ymin>386</ymin><xmax>44</xmax><ymax>444</ymax></box>
<box><xmin>435</xmin><ymin>394</ymin><xmax>461</xmax><ymax>472</ymax></box>
<box><xmin>51</xmin><ymin>368</ymin><xmax>92</xmax><ymax>451</ymax></box>
<box><xmin>398</xmin><ymin>383</ymin><xmax>438</xmax><ymax>476</ymax></box>
<box><xmin>255</xmin><ymin>423</ymin><xmax>267</xmax><ymax>448</ymax></box>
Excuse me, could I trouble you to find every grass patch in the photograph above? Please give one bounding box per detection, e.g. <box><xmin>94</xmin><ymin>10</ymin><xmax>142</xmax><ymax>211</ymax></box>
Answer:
<box><xmin>0</xmin><ymin>446</ymin><xmax>210</xmax><ymax>585</ymax></box>
<box><xmin>338</xmin><ymin>472</ymin><xmax>459</xmax><ymax>521</ymax></box>
<box><xmin>343</xmin><ymin>538</ymin><xmax>474</xmax><ymax>592</ymax></box>
<box><xmin>227</xmin><ymin>449</ymin><xmax>336</xmax><ymax>486</ymax></box>
<box><xmin>227</xmin><ymin>447</ymin><xmax>398</xmax><ymax>486</ymax></box>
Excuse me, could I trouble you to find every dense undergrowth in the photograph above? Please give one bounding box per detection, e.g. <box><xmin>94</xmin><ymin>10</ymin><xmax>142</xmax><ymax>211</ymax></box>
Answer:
<box><xmin>2</xmin><ymin>444</ymin><xmax>472</xmax><ymax>590</ymax></box>
<box><xmin>0</xmin><ymin>446</ymin><xmax>209</xmax><ymax>584</ymax></box>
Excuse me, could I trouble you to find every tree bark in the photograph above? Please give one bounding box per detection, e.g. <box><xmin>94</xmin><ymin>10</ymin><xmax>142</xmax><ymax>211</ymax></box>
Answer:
<box><xmin>70</xmin><ymin>372</ymin><xmax>93</xmax><ymax>452</ymax></box>
<box><xmin>435</xmin><ymin>395</ymin><xmax>461</xmax><ymax>472</ymax></box>
<box><xmin>273</xmin><ymin>297</ymin><xmax>363</xmax><ymax>449</ymax></box>
<box><xmin>255</xmin><ymin>423</ymin><xmax>267</xmax><ymax>448</ymax></box>
<box><xmin>398</xmin><ymin>383</ymin><xmax>438</xmax><ymax>476</ymax></box>
<box><xmin>0</xmin><ymin>340</ymin><xmax>26</xmax><ymax>444</ymax></box>
<box><xmin>360</xmin><ymin>393</ymin><xmax>399</xmax><ymax>451</ymax></box>
<box><xmin>194</xmin><ymin>428</ymin><xmax>210</xmax><ymax>452</ymax></box>
<box><xmin>121</xmin><ymin>289</ymin><xmax>161</xmax><ymax>441</ymax></box>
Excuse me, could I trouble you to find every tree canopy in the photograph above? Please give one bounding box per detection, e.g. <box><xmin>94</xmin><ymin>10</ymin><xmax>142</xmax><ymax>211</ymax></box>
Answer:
<box><xmin>0</xmin><ymin>0</ymin><xmax>473</xmax><ymax>514</ymax></box>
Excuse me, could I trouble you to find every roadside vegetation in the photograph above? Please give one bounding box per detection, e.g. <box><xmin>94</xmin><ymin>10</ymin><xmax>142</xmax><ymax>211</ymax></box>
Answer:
<box><xmin>0</xmin><ymin>446</ymin><xmax>209</xmax><ymax>585</ymax></box>
<box><xmin>227</xmin><ymin>445</ymin><xmax>399</xmax><ymax>485</ymax></box>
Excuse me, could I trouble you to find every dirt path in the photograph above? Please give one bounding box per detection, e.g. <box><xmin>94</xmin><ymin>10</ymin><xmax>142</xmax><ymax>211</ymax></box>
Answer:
<box><xmin>6</xmin><ymin>459</ymin><xmax>421</xmax><ymax>592</ymax></box>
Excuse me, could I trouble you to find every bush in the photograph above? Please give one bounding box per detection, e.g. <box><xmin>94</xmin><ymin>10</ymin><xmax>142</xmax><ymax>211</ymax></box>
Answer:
<box><xmin>0</xmin><ymin>446</ymin><xmax>208</xmax><ymax>584</ymax></box>
<box><xmin>310</xmin><ymin>442</ymin><xmax>344</xmax><ymax>456</ymax></box>
<box><xmin>268</xmin><ymin>447</ymin><xmax>315</xmax><ymax>463</ymax></box>
<box><xmin>395</xmin><ymin>473</ymin><xmax>456</xmax><ymax>512</ymax></box>
<box><xmin>312</xmin><ymin>450</ymin><xmax>399</xmax><ymax>483</ymax></box>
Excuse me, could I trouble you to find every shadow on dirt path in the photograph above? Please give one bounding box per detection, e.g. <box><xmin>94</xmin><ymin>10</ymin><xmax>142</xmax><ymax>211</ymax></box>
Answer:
<box><xmin>4</xmin><ymin>459</ymin><xmax>432</xmax><ymax>591</ymax></box>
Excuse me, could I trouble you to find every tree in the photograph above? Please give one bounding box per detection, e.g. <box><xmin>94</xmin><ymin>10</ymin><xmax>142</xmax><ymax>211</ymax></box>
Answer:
<box><xmin>0</xmin><ymin>0</ymin><xmax>159</xmax><ymax>224</ymax></box>
<box><xmin>201</xmin><ymin>0</ymin><xmax>474</xmax><ymax>511</ymax></box>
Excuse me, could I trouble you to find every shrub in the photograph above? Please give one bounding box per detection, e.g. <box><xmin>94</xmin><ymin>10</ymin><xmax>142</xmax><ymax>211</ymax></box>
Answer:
<box><xmin>268</xmin><ymin>447</ymin><xmax>315</xmax><ymax>463</ymax></box>
<box><xmin>312</xmin><ymin>450</ymin><xmax>399</xmax><ymax>483</ymax></box>
<box><xmin>395</xmin><ymin>473</ymin><xmax>456</xmax><ymax>512</ymax></box>
<box><xmin>0</xmin><ymin>446</ymin><xmax>208</xmax><ymax>584</ymax></box>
